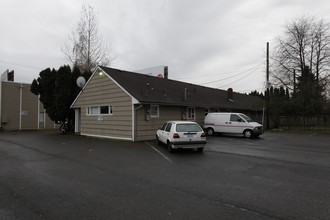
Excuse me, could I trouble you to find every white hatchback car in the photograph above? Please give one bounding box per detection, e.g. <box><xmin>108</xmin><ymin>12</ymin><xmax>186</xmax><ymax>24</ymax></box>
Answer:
<box><xmin>156</xmin><ymin>121</ymin><xmax>207</xmax><ymax>153</ymax></box>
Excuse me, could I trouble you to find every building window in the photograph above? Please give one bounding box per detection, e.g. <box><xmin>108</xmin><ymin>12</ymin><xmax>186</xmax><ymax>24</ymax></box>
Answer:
<box><xmin>205</xmin><ymin>108</ymin><xmax>209</xmax><ymax>116</ymax></box>
<box><xmin>205</xmin><ymin>108</ymin><xmax>220</xmax><ymax>115</ymax></box>
<box><xmin>100</xmin><ymin>106</ymin><xmax>110</xmax><ymax>114</ymax></box>
<box><xmin>187</xmin><ymin>107</ymin><xmax>195</xmax><ymax>120</ymax></box>
<box><xmin>90</xmin><ymin>106</ymin><xmax>99</xmax><ymax>115</ymax></box>
<box><xmin>87</xmin><ymin>105</ymin><xmax>113</xmax><ymax>116</ymax></box>
<box><xmin>150</xmin><ymin>105</ymin><xmax>159</xmax><ymax>118</ymax></box>
<box><xmin>39</xmin><ymin>112</ymin><xmax>44</xmax><ymax>123</ymax></box>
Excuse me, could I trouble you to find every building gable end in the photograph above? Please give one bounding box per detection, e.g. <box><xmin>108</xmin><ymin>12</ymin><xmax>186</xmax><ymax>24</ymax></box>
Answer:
<box><xmin>71</xmin><ymin>66</ymin><xmax>139</xmax><ymax>109</ymax></box>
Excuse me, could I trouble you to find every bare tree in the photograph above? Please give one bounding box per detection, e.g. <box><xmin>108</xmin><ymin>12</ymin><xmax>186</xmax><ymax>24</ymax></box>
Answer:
<box><xmin>271</xmin><ymin>16</ymin><xmax>330</xmax><ymax>93</ymax></box>
<box><xmin>62</xmin><ymin>5</ymin><xmax>114</xmax><ymax>72</ymax></box>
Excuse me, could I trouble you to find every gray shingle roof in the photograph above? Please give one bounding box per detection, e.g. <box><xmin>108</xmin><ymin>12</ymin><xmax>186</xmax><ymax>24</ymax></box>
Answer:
<box><xmin>99</xmin><ymin>66</ymin><xmax>264</xmax><ymax>111</ymax></box>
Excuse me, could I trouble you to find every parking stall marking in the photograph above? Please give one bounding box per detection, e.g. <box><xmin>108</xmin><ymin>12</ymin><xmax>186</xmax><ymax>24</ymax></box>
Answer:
<box><xmin>145</xmin><ymin>142</ymin><xmax>173</xmax><ymax>163</ymax></box>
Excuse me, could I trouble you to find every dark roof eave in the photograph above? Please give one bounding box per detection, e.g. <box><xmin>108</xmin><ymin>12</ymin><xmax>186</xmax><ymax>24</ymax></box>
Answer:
<box><xmin>136</xmin><ymin>101</ymin><xmax>262</xmax><ymax>111</ymax></box>
<box><xmin>137</xmin><ymin>101</ymin><xmax>205</xmax><ymax>107</ymax></box>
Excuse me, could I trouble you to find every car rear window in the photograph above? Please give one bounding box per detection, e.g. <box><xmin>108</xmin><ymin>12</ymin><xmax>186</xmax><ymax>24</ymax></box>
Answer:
<box><xmin>176</xmin><ymin>124</ymin><xmax>202</xmax><ymax>132</ymax></box>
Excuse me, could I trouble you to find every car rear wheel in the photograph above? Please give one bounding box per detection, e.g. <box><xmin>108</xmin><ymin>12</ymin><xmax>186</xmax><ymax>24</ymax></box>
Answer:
<box><xmin>243</xmin><ymin>129</ymin><xmax>253</xmax><ymax>138</ymax></box>
<box><xmin>197</xmin><ymin>147</ymin><xmax>204</xmax><ymax>153</ymax></box>
<box><xmin>206</xmin><ymin>128</ymin><xmax>214</xmax><ymax>136</ymax></box>
<box><xmin>167</xmin><ymin>141</ymin><xmax>174</xmax><ymax>153</ymax></box>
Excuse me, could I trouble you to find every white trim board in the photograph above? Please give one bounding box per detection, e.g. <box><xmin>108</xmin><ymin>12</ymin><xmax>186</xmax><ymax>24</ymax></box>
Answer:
<box><xmin>80</xmin><ymin>133</ymin><xmax>133</xmax><ymax>141</ymax></box>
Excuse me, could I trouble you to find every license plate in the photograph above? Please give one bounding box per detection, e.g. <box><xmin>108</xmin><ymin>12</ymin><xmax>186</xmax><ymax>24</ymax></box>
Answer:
<box><xmin>187</xmin><ymin>134</ymin><xmax>194</xmax><ymax>138</ymax></box>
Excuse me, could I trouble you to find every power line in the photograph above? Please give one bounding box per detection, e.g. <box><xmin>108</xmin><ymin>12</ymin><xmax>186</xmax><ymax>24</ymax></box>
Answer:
<box><xmin>0</xmin><ymin>60</ymin><xmax>42</xmax><ymax>70</ymax></box>
<box><xmin>236</xmin><ymin>85</ymin><xmax>265</xmax><ymax>93</ymax></box>
<box><xmin>237</xmin><ymin>80</ymin><xmax>267</xmax><ymax>93</ymax></box>
<box><xmin>173</xmin><ymin>62</ymin><xmax>264</xmax><ymax>82</ymax></box>
<box><xmin>217</xmin><ymin>63</ymin><xmax>263</xmax><ymax>89</ymax></box>
<box><xmin>200</xmin><ymin>62</ymin><xmax>264</xmax><ymax>86</ymax></box>
<box><xmin>174</xmin><ymin>69</ymin><xmax>244</xmax><ymax>80</ymax></box>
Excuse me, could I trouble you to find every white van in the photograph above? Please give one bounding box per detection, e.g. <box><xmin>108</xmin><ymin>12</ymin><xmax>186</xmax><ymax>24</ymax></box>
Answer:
<box><xmin>204</xmin><ymin>113</ymin><xmax>263</xmax><ymax>138</ymax></box>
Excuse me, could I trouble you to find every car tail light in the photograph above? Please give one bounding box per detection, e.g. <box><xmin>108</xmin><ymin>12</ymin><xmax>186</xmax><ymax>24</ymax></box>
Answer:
<box><xmin>201</xmin><ymin>132</ymin><xmax>206</xmax><ymax>138</ymax></box>
<box><xmin>173</xmin><ymin>133</ymin><xmax>180</xmax><ymax>138</ymax></box>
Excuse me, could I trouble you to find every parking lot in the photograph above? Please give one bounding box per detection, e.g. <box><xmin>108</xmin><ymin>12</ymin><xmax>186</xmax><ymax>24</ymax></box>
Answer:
<box><xmin>0</xmin><ymin>130</ymin><xmax>330</xmax><ymax>219</ymax></box>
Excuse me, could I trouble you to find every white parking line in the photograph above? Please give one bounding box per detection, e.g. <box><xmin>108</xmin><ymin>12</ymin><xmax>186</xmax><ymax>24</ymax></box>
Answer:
<box><xmin>145</xmin><ymin>142</ymin><xmax>173</xmax><ymax>163</ymax></box>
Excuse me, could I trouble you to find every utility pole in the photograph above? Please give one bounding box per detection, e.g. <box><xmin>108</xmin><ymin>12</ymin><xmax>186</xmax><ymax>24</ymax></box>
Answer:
<box><xmin>293</xmin><ymin>69</ymin><xmax>296</xmax><ymax>94</ymax></box>
<box><xmin>266</xmin><ymin>42</ymin><xmax>270</xmax><ymax>129</ymax></box>
<box><xmin>266</xmin><ymin>42</ymin><xmax>269</xmax><ymax>84</ymax></box>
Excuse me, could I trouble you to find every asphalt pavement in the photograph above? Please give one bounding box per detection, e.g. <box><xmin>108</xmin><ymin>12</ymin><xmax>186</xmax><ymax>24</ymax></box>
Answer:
<box><xmin>0</xmin><ymin>130</ymin><xmax>329</xmax><ymax>220</ymax></box>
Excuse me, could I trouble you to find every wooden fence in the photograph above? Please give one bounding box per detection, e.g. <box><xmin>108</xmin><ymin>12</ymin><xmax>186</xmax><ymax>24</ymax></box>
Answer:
<box><xmin>279</xmin><ymin>115</ymin><xmax>330</xmax><ymax>130</ymax></box>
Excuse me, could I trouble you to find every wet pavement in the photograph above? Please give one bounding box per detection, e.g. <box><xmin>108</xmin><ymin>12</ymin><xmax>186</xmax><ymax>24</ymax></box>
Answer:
<box><xmin>0</xmin><ymin>130</ymin><xmax>330</xmax><ymax>219</ymax></box>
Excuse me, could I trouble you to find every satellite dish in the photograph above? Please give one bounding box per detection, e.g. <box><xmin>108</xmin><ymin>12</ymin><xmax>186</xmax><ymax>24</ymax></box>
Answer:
<box><xmin>76</xmin><ymin>76</ymin><xmax>86</xmax><ymax>88</ymax></box>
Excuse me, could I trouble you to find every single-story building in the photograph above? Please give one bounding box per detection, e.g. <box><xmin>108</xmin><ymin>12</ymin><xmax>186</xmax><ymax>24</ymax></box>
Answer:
<box><xmin>71</xmin><ymin>66</ymin><xmax>264</xmax><ymax>141</ymax></box>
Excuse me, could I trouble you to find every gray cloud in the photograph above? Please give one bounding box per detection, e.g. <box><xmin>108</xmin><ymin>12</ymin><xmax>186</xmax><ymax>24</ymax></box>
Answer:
<box><xmin>1</xmin><ymin>0</ymin><xmax>329</xmax><ymax>92</ymax></box>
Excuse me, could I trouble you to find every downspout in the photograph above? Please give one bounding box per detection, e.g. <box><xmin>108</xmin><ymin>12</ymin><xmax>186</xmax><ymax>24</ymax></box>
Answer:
<box><xmin>37</xmin><ymin>95</ymin><xmax>40</xmax><ymax>129</ymax></box>
<box><xmin>44</xmin><ymin>109</ymin><xmax>46</xmax><ymax>129</ymax></box>
<box><xmin>262</xmin><ymin>106</ymin><xmax>265</xmax><ymax>127</ymax></box>
<box><xmin>0</xmin><ymin>80</ymin><xmax>2</xmax><ymax>129</ymax></box>
<box><xmin>133</xmin><ymin>104</ymin><xmax>143</xmax><ymax>142</ymax></box>
<box><xmin>19</xmin><ymin>83</ymin><xmax>23</xmax><ymax>130</ymax></box>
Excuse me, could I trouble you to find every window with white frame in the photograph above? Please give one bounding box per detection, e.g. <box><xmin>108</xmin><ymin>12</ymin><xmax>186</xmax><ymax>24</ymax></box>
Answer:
<box><xmin>187</xmin><ymin>107</ymin><xmax>195</xmax><ymax>120</ymax></box>
<box><xmin>150</xmin><ymin>105</ymin><xmax>159</xmax><ymax>118</ymax></box>
<box><xmin>87</xmin><ymin>105</ymin><xmax>113</xmax><ymax>115</ymax></box>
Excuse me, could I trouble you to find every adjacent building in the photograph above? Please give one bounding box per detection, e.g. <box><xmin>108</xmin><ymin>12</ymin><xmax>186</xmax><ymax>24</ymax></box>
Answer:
<box><xmin>0</xmin><ymin>70</ymin><xmax>54</xmax><ymax>130</ymax></box>
<box><xmin>71</xmin><ymin>66</ymin><xmax>264</xmax><ymax>141</ymax></box>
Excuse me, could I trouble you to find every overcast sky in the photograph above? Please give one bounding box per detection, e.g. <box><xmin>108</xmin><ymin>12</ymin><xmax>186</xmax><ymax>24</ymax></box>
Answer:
<box><xmin>1</xmin><ymin>0</ymin><xmax>329</xmax><ymax>93</ymax></box>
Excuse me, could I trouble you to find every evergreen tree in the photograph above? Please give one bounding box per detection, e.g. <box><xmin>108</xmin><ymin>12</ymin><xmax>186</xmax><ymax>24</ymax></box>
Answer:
<box><xmin>31</xmin><ymin>65</ymin><xmax>84</xmax><ymax>131</ymax></box>
<box><xmin>31</xmin><ymin>68</ymin><xmax>57</xmax><ymax>121</ymax></box>
<box><xmin>292</xmin><ymin>66</ymin><xmax>325</xmax><ymax>115</ymax></box>
<box><xmin>266</xmin><ymin>86</ymin><xmax>293</xmax><ymax>126</ymax></box>
<box><xmin>248</xmin><ymin>90</ymin><xmax>264</xmax><ymax>98</ymax></box>
<box><xmin>55</xmin><ymin>65</ymin><xmax>73</xmax><ymax>122</ymax></box>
